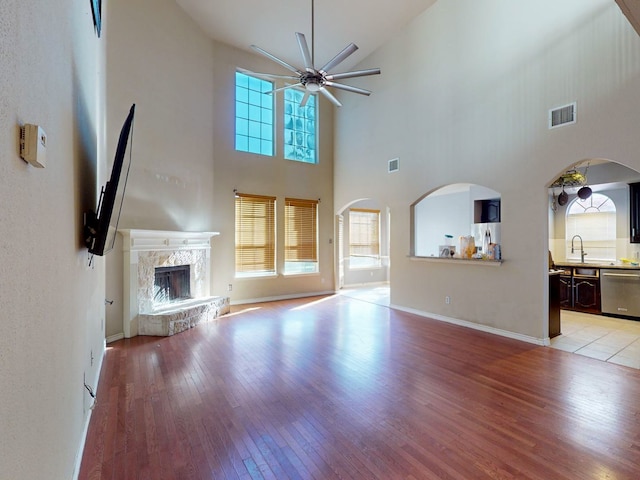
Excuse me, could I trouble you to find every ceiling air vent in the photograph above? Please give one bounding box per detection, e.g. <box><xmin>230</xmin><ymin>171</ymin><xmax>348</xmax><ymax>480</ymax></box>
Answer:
<box><xmin>549</xmin><ymin>102</ymin><xmax>576</xmax><ymax>129</ymax></box>
<box><xmin>388</xmin><ymin>158</ymin><xmax>399</xmax><ymax>173</ymax></box>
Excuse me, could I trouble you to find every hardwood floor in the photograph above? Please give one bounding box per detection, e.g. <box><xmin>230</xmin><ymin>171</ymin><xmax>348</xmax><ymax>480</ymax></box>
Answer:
<box><xmin>79</xmin><ymin>294</ymin><xmax>640</xmax><ymax>479</ymax></box>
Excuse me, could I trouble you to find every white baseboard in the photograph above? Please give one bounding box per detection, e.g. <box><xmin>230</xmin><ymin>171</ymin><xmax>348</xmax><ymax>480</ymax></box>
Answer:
<box><xmin>106</xmin><ymin>332</ymin><xmax>124</xmax><ymax>344</ymax></box>
<box><xmin>341</xmin><ymin>281</ymin><xmax>390</xmax><ymax>288</ymax></box>
<box><xmin>389</xmin><ymin>304</ymin><xmax>548</xmax><ymax>346</ymax></box>
<box><xmin>72</xmin><ymin>340</ymin><xmax>106</xmax><ymax>480</ymax></box>
<box><xmin>231</xmin><ymin>290</ymin><xmax>336</xmax><ymax>306</ymax></box>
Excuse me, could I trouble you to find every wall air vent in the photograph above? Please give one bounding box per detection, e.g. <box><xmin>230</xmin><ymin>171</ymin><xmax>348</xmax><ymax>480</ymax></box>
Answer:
<box><xmin>549</xmin><ymin>102</ymin><xmax>576</xmax><ymax>129</ymax></box>
<box><xmin>388</xmin><ymin>158</ymin><xmax>399</xmax><ymax>173</ymax></box>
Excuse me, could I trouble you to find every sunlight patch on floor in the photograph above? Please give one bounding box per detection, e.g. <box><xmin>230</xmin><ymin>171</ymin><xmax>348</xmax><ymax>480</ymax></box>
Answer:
<box><xmin>338</xmin><ymin>284</ymin><xmax>390</xmax><ymax>307</ymax></box>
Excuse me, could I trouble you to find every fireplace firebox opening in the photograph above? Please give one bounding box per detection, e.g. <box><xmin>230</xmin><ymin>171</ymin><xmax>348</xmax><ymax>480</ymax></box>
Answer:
<box><xmin>154</xmin><ymin>265</ymin><xmax>191</xmax><ymax>306</ymax></box>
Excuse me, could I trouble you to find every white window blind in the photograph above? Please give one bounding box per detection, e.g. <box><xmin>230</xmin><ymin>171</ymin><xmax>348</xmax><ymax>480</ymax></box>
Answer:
<box><xmin>284</xmin><ymin>198</ymin><xmax>319</xmax><ymax>274</ymax></box>
<box><xmin>349</xmin><ymin>208</ymin><xmax>380</xmax><ymax>268</ymax></box>
<box><xmin>235</xmin><ymin>193</ymin><xmax>276</xmax><ymax>275</ymax></box>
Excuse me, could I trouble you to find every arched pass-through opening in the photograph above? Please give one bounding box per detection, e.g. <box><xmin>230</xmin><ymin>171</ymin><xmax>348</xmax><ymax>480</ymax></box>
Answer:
<box><xmin>411</xmin><ymin>183</ymin><xmax>501</xmax><ymax>260</ymax></box>
<box><xmin>546</xmin><ymin>158</ymin><xmax>640</xmax><ymax>367</ymax></box>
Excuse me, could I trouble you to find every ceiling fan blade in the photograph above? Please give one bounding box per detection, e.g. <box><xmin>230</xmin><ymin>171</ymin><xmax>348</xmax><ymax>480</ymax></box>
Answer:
<box><xmin>318</xmin><ymin>43</ymin><xmax>358</xmax><ymax>75</ymax></box>
<box><xmin>324</xmin><ymin>68</ymin><xmax>381</xmax><ymax>81</ymax></box>
<box><xmin>251</xmin><ymin>44</ymin><xmax>302</xmax><ymax>74</ymax></box>
<box><xmin>300</xmin><ymin>91</ymin><xmax>311</xmax><ymax>107</ymax></box>
<box><xmin>324</xmin><ymin>81</ymin><xmax>371</xmax><ymax>96</ymax></box>
<box><xmin>295</xmin><ymin>33</ymin><xmax>314</xmax><ymax>72</ymax></box>
<box><xmin>319</xmin><ymin>87</ymin><xmax>342</xmax><ymax>107</ymax></box>
<box><xmin>237</xmin><ymin>68</ymin><xmax>299</xmax><ymax>81</ymax></box>
<box><xmin>266</xmin><ymin>83</ymin><xmax>303</xmax><ymax>94</ymax></box>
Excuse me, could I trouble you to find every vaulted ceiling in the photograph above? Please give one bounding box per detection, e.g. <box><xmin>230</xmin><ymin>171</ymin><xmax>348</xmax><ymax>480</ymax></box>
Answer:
<box><xmin>175</xmin><ymin>0</ymin><xmax>438</xmax><ymax>71</ymax></box>
<box><xmin>175</xmin><ymin>0</ymin><xmax>640</xmax><ymax>73</ymax></box>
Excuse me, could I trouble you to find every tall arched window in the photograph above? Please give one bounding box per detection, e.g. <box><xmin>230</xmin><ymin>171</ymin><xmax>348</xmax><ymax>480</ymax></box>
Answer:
<box><xmin>565</xmin><ymin>193</ymin><xmax>616</xmax><ymax>262</ymax></box>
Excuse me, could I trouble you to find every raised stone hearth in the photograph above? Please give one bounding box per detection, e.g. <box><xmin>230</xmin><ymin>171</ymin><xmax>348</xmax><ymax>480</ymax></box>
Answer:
<box><xmin>138</xmin><ymin>296</ymin><xmax>230</xmax><ymax>336</ymax></box>
<box><xmin>121</xmin><ymin>229</ymin><xmax>230</xmax><ymax>337</ymax></box>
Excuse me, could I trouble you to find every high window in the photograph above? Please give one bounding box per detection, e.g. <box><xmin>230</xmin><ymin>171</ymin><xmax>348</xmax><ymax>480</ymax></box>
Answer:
<box><xmin>284</xmin><ymin>89</ymin><xmax>317</xmax><ymax>164</ymax></box>
<box><xmin>235</xmin><ymin>193</ymin><xmax>276</xmax><ymax>277</ymax></box>
<box><xmin>349</xmin><ymin>208</ymin><xmax>380</xmax><ymax>268</ymax></box>
<box><xmin>284</xmin><ymin>198</ymin><xmax>319</xmax><ymax>274</ymax></box>
<box><xmin>235</xmin><ymin>72</ymin><xmax>274</xmax><ymax>156</ymax></box>
<box><xmin>565</xmin><ymin>193</ymin><xmax>616</xmax><ymax>261</ymax></box>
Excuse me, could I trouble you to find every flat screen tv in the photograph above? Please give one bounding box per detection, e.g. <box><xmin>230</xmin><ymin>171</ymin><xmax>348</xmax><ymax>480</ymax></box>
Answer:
<box><xmin>84</xmin><ymin>104</ymin><xmax>136</xmax><ymax>257</ymax></box>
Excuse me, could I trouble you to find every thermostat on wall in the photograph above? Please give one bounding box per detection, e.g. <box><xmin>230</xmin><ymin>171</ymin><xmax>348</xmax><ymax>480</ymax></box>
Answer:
<box><xmin>19</xmin><ymin>124</ymin><xmax>47</xmax><ymax>168</ymax></box>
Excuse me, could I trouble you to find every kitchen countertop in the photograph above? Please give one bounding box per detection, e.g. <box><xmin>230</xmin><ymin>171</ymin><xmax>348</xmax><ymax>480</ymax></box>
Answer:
<box><xmin>554</xmin><ymin>261</ymin><xmax>640</xmax><ymax>270</ymax></box>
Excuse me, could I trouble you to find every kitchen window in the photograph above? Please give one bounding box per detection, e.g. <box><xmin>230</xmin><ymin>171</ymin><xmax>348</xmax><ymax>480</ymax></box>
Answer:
<box><xmin>565</xmin><ymin>193</ymin><xmax>616</xmax><ymax>262</ymax></box>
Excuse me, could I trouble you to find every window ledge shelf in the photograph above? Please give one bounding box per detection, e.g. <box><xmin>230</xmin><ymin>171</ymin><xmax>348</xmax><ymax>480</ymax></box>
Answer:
<box><xmin>409</xmin><ymin>256</ymin><xmax>503</xmax><ymax>266</ymax></box>
<box><xmin>234</xmin><ymin>273</ymin><xmax>278</xmax><ymax>280</ymax></box>
<box><xmin>282</xmin><ymin>272</ymin><xmax>321</xmax><ymax>278</ymax></box>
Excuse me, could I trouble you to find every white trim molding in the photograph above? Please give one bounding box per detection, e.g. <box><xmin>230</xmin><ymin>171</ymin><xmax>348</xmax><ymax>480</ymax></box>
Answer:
<box><xmin>390</xmin><ymin>304</ymin><xmax>548</xmax><ymax>346</ymax></box>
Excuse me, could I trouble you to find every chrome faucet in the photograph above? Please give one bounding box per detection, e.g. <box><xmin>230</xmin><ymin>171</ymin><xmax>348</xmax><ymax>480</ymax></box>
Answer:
<box><xmin>571</xmin><ymin>235</ymin><xmax>587</xmax><ymax>263</ymax></box>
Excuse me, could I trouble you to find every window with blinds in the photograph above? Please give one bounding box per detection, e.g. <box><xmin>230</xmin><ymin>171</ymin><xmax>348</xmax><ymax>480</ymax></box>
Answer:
<box><xmin>235</xmin><ymin>193</ymin><xmax>276</xmax><ymax>276</ymax></box>
<box><xmin>284</xmin><ymin>198</ymin><xmax>319</xmax><ymax>274</ymax></box>
<box><xmin>349</xmin><ymin>208</ymin><xmax>381</xmax><ymax>269</ymax></box>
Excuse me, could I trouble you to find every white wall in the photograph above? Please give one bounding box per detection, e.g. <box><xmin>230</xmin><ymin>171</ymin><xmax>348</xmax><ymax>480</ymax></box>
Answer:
<box><xmin>104</xmin><ymin>0</ymin><xmax>216</xmax><ymax>339</ymax></box>
<box><xmin>415</xmin><ymin>189</ymin><xmax>471</xmax><ymax>257</ymax></box>
<box><xmin>0</xmin><ymin>0</ymin><xmax>106</xmax><ymax>478</ymax></box>
<box><xmin>209</xmin><ymin>42</ymin><xmax>335</xmax><ymax>304</ymax></box>
<box><xmin>334</xmin><ymin>0</ymin><xmax>640</xmax><ymax>341</ymax></box>
<box><xmin>104</xmin><ymin>0</ymin><xmax>335</xmax><ymax>337</ymax></box>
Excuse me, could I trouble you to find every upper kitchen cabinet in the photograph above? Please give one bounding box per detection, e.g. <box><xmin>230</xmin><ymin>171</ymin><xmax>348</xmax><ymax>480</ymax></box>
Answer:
<box><xmin>630</xmin><ymin>182</ymin><xmax>640</xmax><ymax>243</ymax></box>
<box><xmin>474</xmin><ymin>199</ymin><xmax>501</xmax><ymax>223</ymax></box>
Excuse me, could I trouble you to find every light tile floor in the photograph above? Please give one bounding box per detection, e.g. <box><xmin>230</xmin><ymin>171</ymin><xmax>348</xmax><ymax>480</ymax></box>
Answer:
<box><xmin>551</xmin><ymin>310</ymin><xmax>640</xmax><ymax>369</ymax></box>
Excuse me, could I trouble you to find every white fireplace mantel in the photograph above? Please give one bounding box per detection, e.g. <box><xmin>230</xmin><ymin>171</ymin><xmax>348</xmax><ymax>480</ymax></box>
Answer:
<box><xmin>121</xmin><ymin>229</ymin><xmax>220</xmax><ymax>252</ymax></box>
<box><xmin>120</xmin><ymin>229</ymin><xmax>221</xmax><ymax>338</ymax></box>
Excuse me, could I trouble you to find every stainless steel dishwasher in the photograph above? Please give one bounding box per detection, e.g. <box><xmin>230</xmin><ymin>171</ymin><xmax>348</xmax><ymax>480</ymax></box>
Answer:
<box><xmin>600</xmin><ymin>269</ymin><xmax>640</xmax><ymax>318</ymax></box>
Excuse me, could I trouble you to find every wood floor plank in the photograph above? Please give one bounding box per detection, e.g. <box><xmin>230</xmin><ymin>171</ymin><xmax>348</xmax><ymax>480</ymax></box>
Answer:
<box><xmin>80</xmin><ymin>294</ymin><xmax>640</xmax><ymax>479</ymax></box>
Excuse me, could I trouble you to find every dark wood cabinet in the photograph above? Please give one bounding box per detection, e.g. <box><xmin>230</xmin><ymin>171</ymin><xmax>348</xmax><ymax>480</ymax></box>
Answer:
<box><xmin>573</xmin><ymin>277</ymin><xmax>601</xmax><ymax>313</ymax></box>
<box><xmin>631</xmin><ymin>183</ymin><xmax>640</xmax><ymax>243</ymax></box>
<box><xmin>474</xmin><ymin>199</ymin><xmax>501</xmax><ymax>223</ymax></box>
<box><xmin>559</xmin><ymin>275</ymin><xmax>573</xmax><ymax>308</ymax></box>
<box><xmin>559</xmin><ymin>268</ymin><xmax>601</xmax><ymax>314</ymax></box>
<box><xmin>549</xmin><ymin>274</ymin><xmax>561</xmax><ymax>337</ymax></box>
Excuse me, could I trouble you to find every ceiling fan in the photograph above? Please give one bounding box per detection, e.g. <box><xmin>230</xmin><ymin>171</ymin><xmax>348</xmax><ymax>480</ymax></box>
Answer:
<box><xmin>244</xmin><ymin>0</ymin><xmax>381</xmax><ymax>107</ymax></box>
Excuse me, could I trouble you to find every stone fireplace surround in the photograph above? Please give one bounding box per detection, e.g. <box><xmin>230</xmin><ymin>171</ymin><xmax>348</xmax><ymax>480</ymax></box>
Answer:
<box><xmin>121</xmin><ymin>229</ymin><xmax>230</xmax><ymax>337</ymax></box>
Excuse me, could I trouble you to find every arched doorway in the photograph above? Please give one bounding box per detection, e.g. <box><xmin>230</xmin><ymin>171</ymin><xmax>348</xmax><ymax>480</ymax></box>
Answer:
<box><xmin>547</xmin><ymin>159</ymin><xmax>640</xmax><ymax>368</ymax></box>
<box><xmin>336</xmin><ymin>198</ymin><xmax>390</xmax><ymax>306</ymax></box>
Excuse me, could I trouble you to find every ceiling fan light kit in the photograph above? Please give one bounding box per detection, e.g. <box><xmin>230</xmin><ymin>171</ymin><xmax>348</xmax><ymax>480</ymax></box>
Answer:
<box><xmin>246</xmin><ymin>0</ymin><xmax>380</xmax><ymax>107</ymax></box>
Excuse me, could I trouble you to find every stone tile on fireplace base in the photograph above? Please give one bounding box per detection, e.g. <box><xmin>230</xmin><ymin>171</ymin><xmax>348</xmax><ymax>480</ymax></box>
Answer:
<box><xmin>137</xmin><ymin>296</ymin><xmax>230</xmax><ymax>336</ymax></box>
